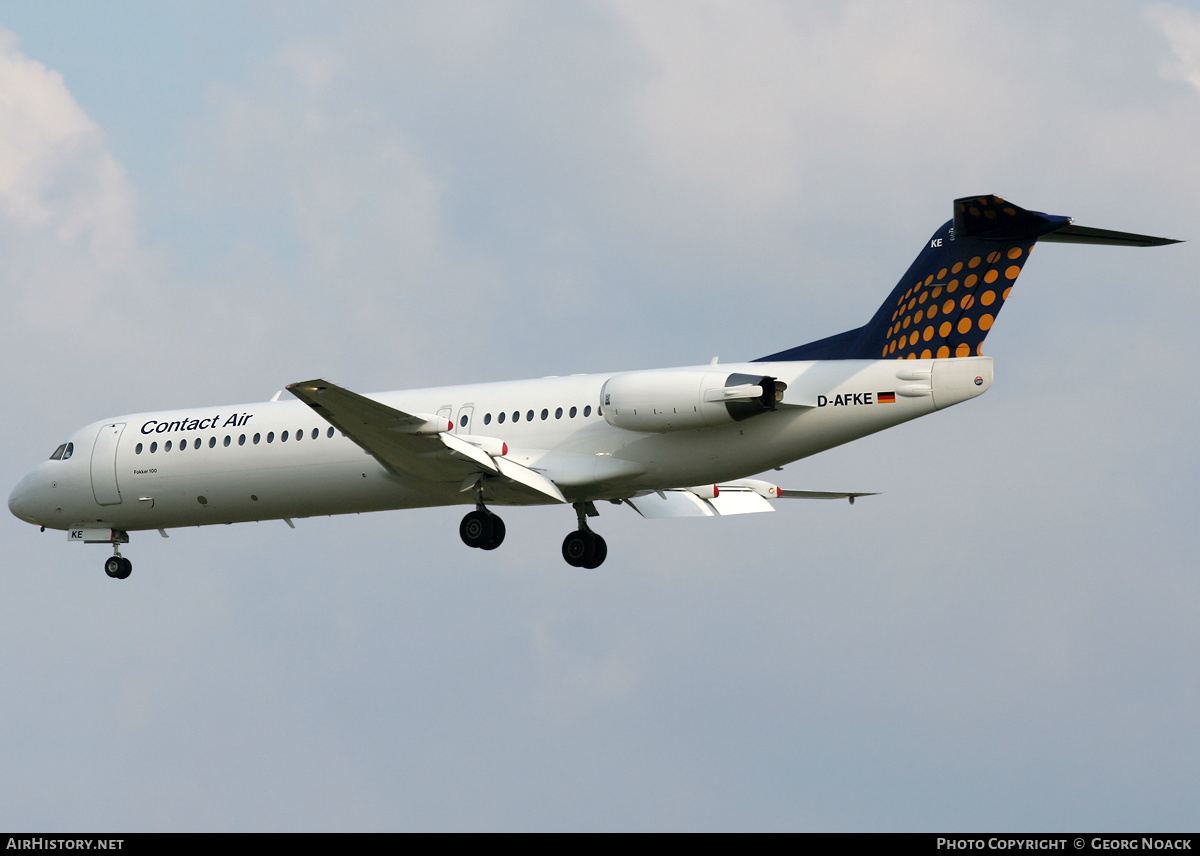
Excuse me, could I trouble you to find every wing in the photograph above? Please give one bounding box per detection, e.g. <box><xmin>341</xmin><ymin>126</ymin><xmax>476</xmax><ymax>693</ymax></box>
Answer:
<box><xmin>286</xmin><ymin>379</ymin><xmax>565</xmax><ymax>503</ymax></box>
<box><xmin>624</xmin><ymin>479</ymin><xmax>876</xmax><ymax>518</ymax></box>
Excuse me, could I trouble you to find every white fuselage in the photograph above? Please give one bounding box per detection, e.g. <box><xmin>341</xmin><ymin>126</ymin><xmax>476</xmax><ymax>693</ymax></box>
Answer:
<box><xmin>8</xmin><ymin>357</ymin><xmax>993</xmax><ymax>533</ymax></box>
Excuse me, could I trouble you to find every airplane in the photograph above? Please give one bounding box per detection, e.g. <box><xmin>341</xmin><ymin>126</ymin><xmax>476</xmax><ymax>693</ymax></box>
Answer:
<box><xmin>8</xmin><ymin>195</ymin><xmax>1178</xmax><ymax>579</ymax></box>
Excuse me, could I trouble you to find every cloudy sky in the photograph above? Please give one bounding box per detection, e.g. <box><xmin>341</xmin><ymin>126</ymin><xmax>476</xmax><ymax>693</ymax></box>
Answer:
<box><xmin>2</xmin><ymin>1</ymin><xmax>1198</xmax><ymax>831</ymax></box>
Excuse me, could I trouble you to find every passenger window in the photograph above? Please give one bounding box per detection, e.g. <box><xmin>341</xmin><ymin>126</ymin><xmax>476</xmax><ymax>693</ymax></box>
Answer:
<box><xmin>254</xmin><ymin>433</ymin><xmax>261</xmax><ymax>444</ymax></box>
<box><xmin>295</xmin><ymin>428</ymin><xmax>302</xmax><ymax>441</ymax></box>
<box><xmin>150</xmin><ymin>442</ymin><xmax>158</xmax><ymax>453</ymax></box>
<box><xmin>527</xmin><ymin>410</ymin><xmax>534</xmax><ymax>422</ymax></box>
<box><xmin>584</xmin><ymin>405</ymin><xmax>592</xmax><ymax>417</ymax></box>
<box><xmin>50</xmin><ymin>444</ymin><xmax>66</xmax><ymax>460</ymax></box>
<box><xmin>460</xmin><ymin>415</ymin><xmax>468</xmax><ymax>428</ymax></box>
<box><xmin>180</xmin><ymin>440</ymin><xmax>186</xmax><ymax>452</ymax></box>
<box><xmin>209</xmin><ymin>437</ymin><xmax>216</xmax><ymax>448</ymax></box>
<box><xmin>555</xmin><ymin>407</ymin><xmax>563</xmax><ymax>419</ymax></box>
<box><xmin>194</xmin><ymin>438</ymin><xmax>201</xmax><ymax>450</ymax></box>
<box><xmin>570</xmin><ymin>406</ymin><xmax>577</xmax><ymax>418</ymax></box>
<box><xmin>484</xmin><ymin>413</ymin><xmax>492</xmax><ymax>425</ymax></box>
<box><xmin>239</xmin><ymin>434</ymin><xmax>246</xmax><ymax>446</ymax></box>
<box><xmin>223</xmin><ymin>436</ymin><xmax>231</xmax><ymax>447</ymax></box>
<box><xmin>513</xmin><ymin>411</ymin><xmax>520</xmax><ymax>423</ymax></box>
<box><xmin>540</xmin><ymin>409</ymin><xmax>548</xmax><ymax>420</ymax></box>
<box><xmin>282</xmin><ymin>430</ymin><xmax>289</xmax><ymax>442</ymax></box>
<box><xmin>498</xmin><ymin>412</ymin><xmax>506</xmax><ymax>424</ymax></box>
<box><xmin>327</xmin><ymin>427</ymin><xmax>334</xmax><ymax>438</ymax></box>
<box><xmin>267</xmin><ymin>432</ymin><xmax>274</xmax><ymax>443</ymax></box>
<box><xmin>136</xmin><ymin>443</ymin><xmax>143</xmax><ymax>454</ymax></box>
<box><xmin>165</xmin><ymin>440</ymin><xmax>173</xmax><ymax>452</ymax></box>
<box><xmin>311</xmin><ymin>428</ymin><xmax>319</xmax><ymax>440</ymax></box>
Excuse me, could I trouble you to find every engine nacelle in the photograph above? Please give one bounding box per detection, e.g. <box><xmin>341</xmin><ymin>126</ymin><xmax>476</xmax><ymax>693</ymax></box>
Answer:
<box><xmin>600</xmin><ymin>370</ymin><xmax>785</xmax><ymax>432</ymax></box>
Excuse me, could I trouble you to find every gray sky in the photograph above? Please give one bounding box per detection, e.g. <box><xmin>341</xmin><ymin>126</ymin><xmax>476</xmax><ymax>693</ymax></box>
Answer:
<box><xmin>2</xmin><ymin>1</ymin><xmax>1198</xmax><ymax>831</ymax></box>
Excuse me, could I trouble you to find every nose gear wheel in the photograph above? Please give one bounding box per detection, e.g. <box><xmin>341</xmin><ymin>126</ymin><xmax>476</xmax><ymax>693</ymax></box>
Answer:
<box><xmin>104</xmin><ymin>551</ymin><xmax>131</xmax><ymax>580</ymax></box>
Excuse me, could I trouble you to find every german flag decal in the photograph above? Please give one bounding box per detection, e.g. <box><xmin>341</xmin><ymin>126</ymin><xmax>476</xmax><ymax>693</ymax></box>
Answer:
<box><xmin>877</xmin><ymin>391</ymin><xmax>896</xmax><ymax>403</ymax></box>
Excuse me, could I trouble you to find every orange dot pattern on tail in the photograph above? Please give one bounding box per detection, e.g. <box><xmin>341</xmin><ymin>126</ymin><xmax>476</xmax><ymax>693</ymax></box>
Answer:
<box><xmin>881</xmin><ymin>199</ymin><xmax>1036</xmax><ymax>359</ymax></box>
<box><xmin>752</xmin><ymin>193</ymin><xmax>1109</xmax><ymax>365</ymax></box>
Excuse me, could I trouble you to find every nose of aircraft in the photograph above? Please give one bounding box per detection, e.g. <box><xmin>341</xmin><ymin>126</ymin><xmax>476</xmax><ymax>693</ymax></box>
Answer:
<box><xmin>9</xmin><ymin>469</ymin><xmax>43</xmax><ymax>525</ymax></box>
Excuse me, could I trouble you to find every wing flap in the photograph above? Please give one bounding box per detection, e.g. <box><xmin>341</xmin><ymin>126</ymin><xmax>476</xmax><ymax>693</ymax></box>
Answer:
<box><xmin>494</xmin><ymin>457</ymin><xmax>567</xmax><ymax>503</ymax></box>
<box><xmin>707</xmin><ymin>489</ymin><xmax>775</xmax><ymax>515</ymax></box>
<box><xmin>625</xmin><ymin>491</ymin><xmax>717</xmax><ymax>518</ymax></box>
<box><xmin>439</xmin><ymin>431</ymin><xmax>499</xmax><ymax>474</ymax></box>
<box><xmin>624</xmin><ymin>479</ymin><xmax>877</xmax><ymax>518</ymax></box>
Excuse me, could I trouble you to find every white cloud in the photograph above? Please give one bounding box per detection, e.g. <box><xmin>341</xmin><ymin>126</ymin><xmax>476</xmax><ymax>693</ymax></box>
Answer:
<box><xmin>1147</xmin><ymin>3</ymin><xmax>1200</xmax><ymax>93</ymax></box>
<box><xmin>607</xmin><ymin>1</ymin><xmax>1015</xmax><ymax>222</ymax></box>
<box><xmin>0</xmin><ymin>28</ymin><xmax>147</xmax><ymax>332</ymax></box>
<box><xmin>177</xmin><ymin>34</ymin><xmax>513</xmax><ymax>388</ymax></box>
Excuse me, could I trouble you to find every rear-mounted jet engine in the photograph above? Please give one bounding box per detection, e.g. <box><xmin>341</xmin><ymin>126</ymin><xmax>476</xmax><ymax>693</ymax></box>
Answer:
<box><xmin>600</xmin><ymin>371</ymin><xmax>786</xmax><ymax>432</ymax></box>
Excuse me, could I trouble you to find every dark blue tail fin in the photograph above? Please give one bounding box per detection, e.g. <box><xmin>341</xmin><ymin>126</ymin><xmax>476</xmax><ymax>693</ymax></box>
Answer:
<box><xmin>757</xmin><ymin>195</ymin><xmax>1177</xmax><ymax>362</ymax></box>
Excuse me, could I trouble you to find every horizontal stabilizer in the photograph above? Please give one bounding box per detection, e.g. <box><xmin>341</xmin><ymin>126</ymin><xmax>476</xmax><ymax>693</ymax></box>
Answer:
<box><xmin>1040</xmin><ymin>223</ymin><xmax>1181</xmax><ymax>247</ymax></box>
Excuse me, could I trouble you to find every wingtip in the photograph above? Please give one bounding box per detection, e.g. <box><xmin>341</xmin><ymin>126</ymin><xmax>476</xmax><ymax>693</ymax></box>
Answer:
<box><xmin>286</xmin><ymin>380</ymin><xmax>330</xmax><ymax>396</ymax></box>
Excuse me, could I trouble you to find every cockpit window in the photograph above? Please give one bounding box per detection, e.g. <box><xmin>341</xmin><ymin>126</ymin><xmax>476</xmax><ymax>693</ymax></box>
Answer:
<box><xmin>63</xmin><ymin>442</ymin><xmax>73</xmax><ymax>460</ymax></box>
<box><xmin>49</xmin><ymin>444</ymin><xmax>66</xmax><ymax>460</ymax></box>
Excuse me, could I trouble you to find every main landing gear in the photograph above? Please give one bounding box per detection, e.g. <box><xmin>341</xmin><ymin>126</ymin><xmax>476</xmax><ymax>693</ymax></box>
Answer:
<box><xmin>458</xmin><ymin>489</ymin><xmax>607</xmax><ymax>568</ymax></box>
<box><xmin>459</xmin><ymin>484</ymin><xmax>506</xmax><ymax>552</ymax></box>
<box><xmin>562</xmin><ymin>502</ymin><xmax>606</xmax><ymax>569</ymax></box>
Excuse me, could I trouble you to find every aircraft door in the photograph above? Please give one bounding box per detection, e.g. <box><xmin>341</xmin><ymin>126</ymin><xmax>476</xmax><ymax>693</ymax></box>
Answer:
<box><xmin>454</xmin><ymin>405</ymin><xmax>474</xmax><ymax>434</ymax></box>
<box><xmin>90</xmin><ymin>422</ymin><xmax>125</xmax><ymax>506</ymax></box>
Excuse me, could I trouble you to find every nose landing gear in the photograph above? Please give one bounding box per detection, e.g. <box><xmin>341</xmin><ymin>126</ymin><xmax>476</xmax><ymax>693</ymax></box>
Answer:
<box><xmin>562</xmin><ymin>502</ymin><xmax>606</xmax><ymax>569</ymax></box>
<box><xmin>104</xmin><ymin>549</ymin><xmax>132</xmax><ymax>580</ymax></box>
